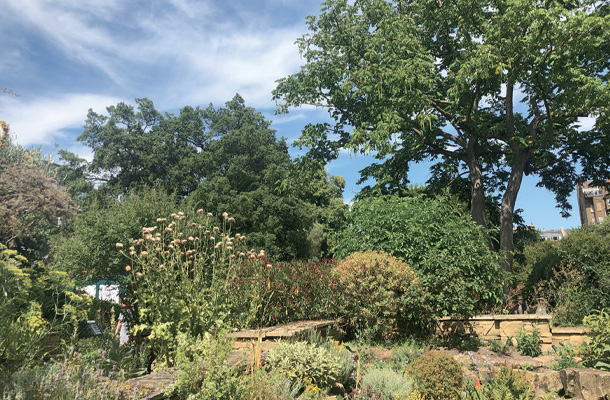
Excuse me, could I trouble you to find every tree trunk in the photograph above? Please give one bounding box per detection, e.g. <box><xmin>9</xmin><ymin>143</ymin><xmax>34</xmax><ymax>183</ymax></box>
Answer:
<box><xmin>500</xmin><ymin>148</ymin><xmax>531</xmax><ymax>274</ymax></box>
<box><xmin>466</xmin><ymin>141</ymin><xmax>488</xmax><ymax>230</ymax></box>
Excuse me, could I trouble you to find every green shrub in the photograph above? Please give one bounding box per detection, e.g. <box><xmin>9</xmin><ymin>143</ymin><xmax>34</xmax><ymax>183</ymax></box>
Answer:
<box><xmin>0</xmin><ymin>244</ymin><xmax>90</xmax><ymax>373</ymax></box>
<box><xmin>489</xmin><ymin>340</ymin><xmax>510</xmax><ymax>355</ymax></box>
<box><xmin>360</xmin><ymin>367</ymin><xmax>413</xmax><ymax>400</ymax></box>
<box><xmin>333</xmin><ymin>194</ymin><xmax>505</xmax><ymax>317</ymax></box>
<box><xmin>518</xmin><ymin>218</ymin><xmax>610</xmax><ymax>326</ymax></box>
<box><xmin>408</xmin><ymin>350</ymin><xmax>463</xmax><ymax>400</ymax></box>
<box><xmin>0</xmin><ymin>358</ymin><xmax>137</xmax><ymax>399</ymax></box>
<box><xmin>463</xmin><ymin>366</ymin><xmax>532</xmax><ymax>400</ymax></box>
<box><xmin>516</xmin><ymin>325</ymin><xmax>542</xmax><ymax>357</ymax></box>
<box><xmin>581</xmin><ymin>309</ymin><xmax>610</xmax><ymax>371</ymax></box>
<box><xmin>266</xmin><ymin>340</ymin><xmax>348</xmax><ymax>390</ymax></box>
<box><xmin>389</xmin><ymin>339</ymin><xmax>425</xmax><ymax>372</ymax></box>
<box><xmin>548</xmin><ymin>343</ymin><xmax>582</xmax><ymax>370</ymax></box>
<box><xmin>333</xmin><ymin>250</ymin><xmax>433</xmax><ymax>340</ymax></box>
<box><xmin>226</xmin><ymin>259</ymin><xmax>336</xmax><ymax>328</ymax></box>
<box><xmin>172</xmin><ymin>332</ymin><xmax>245</xmax><ymax>400</ymax></box>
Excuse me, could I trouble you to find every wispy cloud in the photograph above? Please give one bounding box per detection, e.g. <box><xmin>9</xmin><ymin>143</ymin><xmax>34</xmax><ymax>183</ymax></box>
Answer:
<box><xmin>0</xmin><ymin>93</ymin><xmax>123</xmax><ymax>146</ymax></box>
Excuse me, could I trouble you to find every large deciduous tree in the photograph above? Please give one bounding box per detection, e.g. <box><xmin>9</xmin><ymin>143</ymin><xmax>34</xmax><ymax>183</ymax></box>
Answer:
<box><xmin>189</xmin><ymin>95</ymin><xmax>346</xmax><ymax>259</ymax></box>
<box><xmin>273</xmin><ymin>0</ymin><xmax>610</xmax><ymax>271</ymax></box>
<box><xmin>0</xmin><ymin>135</ymin><xmax>74</xmax><ymax>260</ymax></box>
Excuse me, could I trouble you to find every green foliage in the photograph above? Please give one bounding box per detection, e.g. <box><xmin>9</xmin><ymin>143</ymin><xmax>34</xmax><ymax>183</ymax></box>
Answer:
<box><xmin>389</xmin><ymin>339</ymin><xmax>425</xmax><ymax>373</ymax></box>
<box><xmin>70</xmin><ymin>332</ymin><xmax>149</xmax><ymax>379</ymax></box>
<box><xmin>333</xmin><ymin>250</ymin><xmax>432</xmax><ymax>341</ymax></box>
<box><xmin>0</xmin><ymin>137</ymin><xmax>75</xmax><ymax>260</ymax></box>
<box><xmin>548</xmin><ymin>343</ymin><xmax>582</xmax><ymax>370</ymax></box>
<box><xmin>226</xmin><ymin>259</ymin><xmax>336</xmax><ymax>328</ymax></box>
<box><xmin>407</xmin><ymin>350</ymin><xmax>463</xmax><ymax>400</ymax></box>
<box><xmin>516</xmin><ymin>325</ymin><xmax>542</xmax><ymax>357</ymax></box>
<box><xmin>360</xmin><ymin>367</ymin><xmax>413</xmax><ymax>400</ymax></box>
<box><xmin>463</xmin><ymin>366</ymin><xmax>532</xmax><ymax>400</ymax></box>
<box><xmin>172</xmin><ymin>332</ymin><xmax>244</xmax><ymax>400</ymax></box>
<box><xmin>266</xmin><ymin>340</ymin><xmax>350</xmax><ymax>390</ymax></box>
<box><xmin>518</xmin><ymin>219</ymin><xmax>610</xmax><ymax>326</ymax></box>
<box><xmin>189</xmin><ymin>95</ymin><xmax>346</xmax><ymax>260</ymax></box>
<box><xmin>0</xmin><ymin>244</ymin><xmax>90</xmax><ymax>373</ymax></box>
<box><xmin>581</xmin><ymin>309</ymin><xmax>610</xmax><ymax>371</ymax></box>
<box><xmin>334</xmin><ymin>194</ymin><xmax>504</xmax><ymax>317</ymax></box>
<box><xmin>489</xmin><ymin>340</ymin><xmax>511</xmax><ymax>356</ymax></box>
<box><xmin>274</xmin><ymin>0</ymin><xmax>610</xmax><ymax>265</ymax></box>
<box><xmin>74</xmin><ymin>95</ymin><xmax>346</xmax><ymax>261</ymax></box>
<box><xmin>49</xmin><ymin>186</ymin><xmax>178</xmax><ymax>284</ymax></box>
<box><xmin>0</xmin><ymin>357</ymin><xmax>141</xmax><ymax>399</ymax></box>
<box><xmin>123</xmin><ymin>209</ymin><xmax>247</xmax><ymax>365</ymax></box>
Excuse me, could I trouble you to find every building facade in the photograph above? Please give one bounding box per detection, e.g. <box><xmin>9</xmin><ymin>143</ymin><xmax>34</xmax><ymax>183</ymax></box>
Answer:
<box><xmin>576</xmin><ymin>181</ymin><xmax>610</xmax><ymax>225</ymax></box>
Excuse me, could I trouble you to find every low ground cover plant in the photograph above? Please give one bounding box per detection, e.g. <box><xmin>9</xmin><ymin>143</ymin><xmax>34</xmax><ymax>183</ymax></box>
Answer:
<box><xmin>332</xmin><ymin>250</ymin><xmax>433</xmax><ymax>341</ymax></box>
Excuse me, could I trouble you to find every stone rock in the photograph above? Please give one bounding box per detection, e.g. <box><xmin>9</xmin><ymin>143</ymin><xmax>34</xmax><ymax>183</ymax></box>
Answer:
<box><xmin>560</xmin><ymin>368</ymin><xmax>610</xmax><ymax>400</ymax></box>
<box><xmin>523</xmin><ymin>370</ymin><xmax>563</xmax><ymax>398</ymax></box>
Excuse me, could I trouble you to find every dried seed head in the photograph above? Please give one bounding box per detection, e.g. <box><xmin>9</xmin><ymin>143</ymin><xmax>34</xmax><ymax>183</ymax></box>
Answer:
<box><xmin>115</xmin><ymin>243</ymin><xmax>123</xmax><ymax>249</ymax></box>
<box><xmin>156</xmin><ymin>218</ymin><xmax>167</xmax><ymax>222</ymax></box>
<box><xmin>222</xmin><ymin>212</ymin><xmax>229</xmax><ymax>219</ymax></box>
<box><xmin>125</xmin><ymin>265</ymin><xmax>131</xmax><ymax>272</ymax></box>
<box><xmin>140</xmin><ymin>251</ymin><xmax>148</xmax><ymax>258</ymax></box>
<box><xmin>178</xmin><ymin>211</ymin><xmax>184</xmax><ymax>216</ymax></box>
<box><xmin>213</xmin><ymin>227</ymin><xmax>219</xmax><ymax>232</ymax></box>
<box><xmin>197</xmin><ymin>209</ymin><xmax>204</xmax><ymax>214</ymax></box>
<box><xmin>207</xmin><ymin>212</ymin><xmax>213</xmax><ymax>217</ymax></box>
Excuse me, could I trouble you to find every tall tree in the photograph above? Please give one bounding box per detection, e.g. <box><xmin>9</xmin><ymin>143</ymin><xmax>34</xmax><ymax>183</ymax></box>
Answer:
<box><xmin>0</xmin><ymin>136</ymin><xmax>74</xmax><ymax>260</ymax></box>
<box><xmin>78</xmin><ymin>98</ymin><xmax>206</xmax><ymax>197</ymax></box>
<box><xmin>273</xmin><ymin>0</ymin><xmax>610</xmax><ymax>271</ymax></box>
<box><xmin>189</xmin><ymin>95</ymin><xmax>346</xmax><ymax>259</ymax></box>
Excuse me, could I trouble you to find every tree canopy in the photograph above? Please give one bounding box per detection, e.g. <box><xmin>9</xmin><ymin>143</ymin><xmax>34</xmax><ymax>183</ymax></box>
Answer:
<box><xmin>273</xmin><ymin>0</ymin><xmax>610</xmax><ymax>269</ymax></box>
<box><xmin>0</xmin><ymin>136</ymin><xmax>74</xmax><ymax>260</ymax></box>
<box><xmin>60</xmin><ymin>95</ymin><xmax>346</xmax><ymax>263</ymax></box>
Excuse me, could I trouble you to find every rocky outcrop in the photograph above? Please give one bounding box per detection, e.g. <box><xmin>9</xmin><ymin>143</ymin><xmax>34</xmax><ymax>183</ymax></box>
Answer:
<box><xmin>560</xmin><ymin>368</ymin><xmax>610</xmax><ymax>399</ymax></box>
<box><xmin>523</xmin><ymin>370</ymin><xmax>563</xmax><ymax>398</ymax></box>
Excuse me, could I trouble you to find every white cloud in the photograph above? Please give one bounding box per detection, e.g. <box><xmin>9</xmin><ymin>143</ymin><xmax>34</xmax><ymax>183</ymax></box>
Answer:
<box><xmin>0</xmin><ymin>93</ymin><xmax>123</xmax><ymax>147</ymax></box>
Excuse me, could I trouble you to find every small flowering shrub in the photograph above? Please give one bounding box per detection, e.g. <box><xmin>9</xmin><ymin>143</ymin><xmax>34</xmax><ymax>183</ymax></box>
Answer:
<box><xmin>227</xmin><ymin>258</ymin><xmax>336</xmax><ymax>328</ymax></box>
<box><xmin>266</xmin><ymin>340</ymin><xmax>351</xmax><ymax>390</ymax></box>
<box><xmin>333</xmin><ymin>251</ymin><xmax>432</xmax><ymax>340</ymax></box>
<box><xmin>119</xmin><ymin>210</ymin><xmax>249</xmax><ymax>365</ymax></box>
<box><xmin>0</xmin><ymin>244</ymin><xmax>90</xmax><ymax>373</ymax></box>
<box><xmin>360</xmin><ymin>367</ymin><xmax>414</xmax><ymax>400</ymax></box>
<box><xmin>407</xmin><ymin>350</ymin><xmax>463</xmax><ymax>400</ymax></box>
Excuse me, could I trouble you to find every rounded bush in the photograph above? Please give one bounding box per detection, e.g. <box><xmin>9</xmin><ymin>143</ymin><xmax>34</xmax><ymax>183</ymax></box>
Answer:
<box><xmin>333</xmin><ymin>250</ymin><xmax>432</xmax><ymax>340</ymax></box>
<box><xmin>266</xmin><ymin>341</ymin><xmax>348</xmax><ymax>390</ymax></box>
<box><xmin>408</xmin><ymin>350</ymin><xmax>463</xmax><ymax>400</ymax></box>
<box><xmin>361</xmin><ymin>367</ymin><xmax>413</xmax><ymax>400</ymax></box>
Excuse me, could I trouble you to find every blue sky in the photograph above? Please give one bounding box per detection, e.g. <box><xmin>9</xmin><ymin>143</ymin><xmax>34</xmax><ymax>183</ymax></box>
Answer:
<box><xmin>1</xmin><ymin>0</ymin><xmax>582</xmax><ymax>230</ymax></box>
